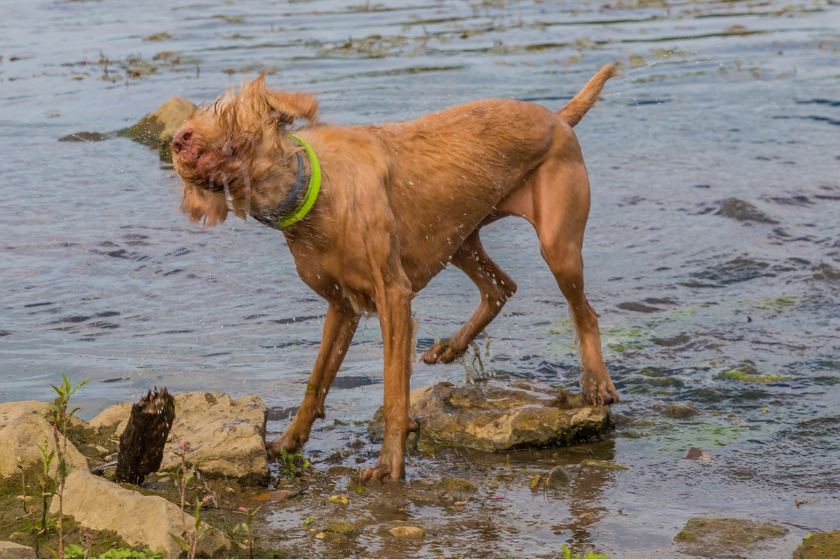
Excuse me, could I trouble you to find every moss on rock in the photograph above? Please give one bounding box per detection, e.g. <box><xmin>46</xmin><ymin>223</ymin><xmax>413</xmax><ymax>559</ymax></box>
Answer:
<box><xmin>794</xmin><ymin>531</ymin><xmax>840</xmax><ymax>559</ymax></box>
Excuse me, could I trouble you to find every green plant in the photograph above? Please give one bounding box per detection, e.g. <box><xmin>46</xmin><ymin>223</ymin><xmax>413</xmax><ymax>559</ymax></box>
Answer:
<box><xmin>559</xmin><ymin>545</ymin><xmax>610</xmax><ymax>559</ymax></box>
<box><xmin>65</xmin><ymin>544</ymin><xmax>162</xmax><ymax>559</ymax></box>
<box><xmin>235</xmin><ymin>506</ymin><xmax>262</xmax><ymax>559</ymax></box>
<box><xmin>276</xmin><ymin>448</ymin><xmax>308</xmax><ymax>478</ymax></box>
<box><xmin>301</xmin><ymin>515</ymin><xmax>314</xmax><ymax>526</ymax></box>
<box><xmin>168</xmin><ymin>441</ymin><xmax>204</xmax><ymax>527</ymax></box>
<box><xmin>34</xmin><ymin>435</ymin><xmax>56</xmax><ymax>557</ymax></box>
<box><xmin>171</xmin><ymin>496</ymin><xmax>212</xmax><ymax>559</ymax></box>
<box><xmin>48</xmin><ymin>373</ymin><xmax>90</xmax><ymax>558</ymax></box>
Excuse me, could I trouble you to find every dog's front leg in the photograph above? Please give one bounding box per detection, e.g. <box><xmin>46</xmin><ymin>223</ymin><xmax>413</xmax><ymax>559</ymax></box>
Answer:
<box><xmin>266</xmin><ymin>301</ymin><xmax>359</xmax><ymax>458</ymax></box>
<box><xmin>362</xmin><ymin>271</ymin><xmax>417</xmax><ymax>483</ymax></box>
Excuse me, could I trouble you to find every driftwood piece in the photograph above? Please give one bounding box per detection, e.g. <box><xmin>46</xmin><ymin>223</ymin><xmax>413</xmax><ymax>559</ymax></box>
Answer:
<box><xmin>114</xmin><ymin>387</ymin><xmax>175</xmax><ymax>485</ymax></box>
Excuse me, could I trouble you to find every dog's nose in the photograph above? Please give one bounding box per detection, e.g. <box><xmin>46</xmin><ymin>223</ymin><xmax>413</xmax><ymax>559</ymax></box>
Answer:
<box><xmin>172</xmin><ymin>128</ymin><xmax>194</xmax><ymax>154</ymax></box>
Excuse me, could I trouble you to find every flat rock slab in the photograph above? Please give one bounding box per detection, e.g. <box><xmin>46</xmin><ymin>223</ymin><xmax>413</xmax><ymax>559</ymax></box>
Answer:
<box><xmin>675</xmin><ymin>517</ymin><xmax>788</xmax><ymax>558</ymax></box>
<box><xmin>0</xmin><ymin>401</ymin><xmax>89</xmax><ymax>478</ymax></box>
<box><xmin>91</xmin><ymin>392</ymin><xmax>268</xmax><ymax>484</ymax></box>
<box><xmin>369</xmin><ymin>381</ymin><xmax>612</xmax><ymax>452</ymax></box>
<box><xmin>0</xmin><ymin>541</ymin><xmax>36</xmax><ymax>559</ymax></box>
<box><xmin>795</xmin><ymin>531</ymin><xmax>840</xmax><ymax>559</ymax></box>
<box><xmin>50</xmin><ymin>471</ymin><xmax>234</xmax><ymax>558</ymax></box>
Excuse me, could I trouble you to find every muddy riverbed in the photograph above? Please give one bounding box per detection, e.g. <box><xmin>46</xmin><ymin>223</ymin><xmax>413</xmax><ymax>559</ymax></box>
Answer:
<box><xmin>2</xmin><ymin>0</ymin><xmax>839</xmax><ymax>556</ymax></box>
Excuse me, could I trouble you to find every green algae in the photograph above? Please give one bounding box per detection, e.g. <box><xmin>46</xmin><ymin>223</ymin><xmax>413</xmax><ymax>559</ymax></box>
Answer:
<box><xmin>675</xmin><ymin>518</ymin><xmax>787</xmax><ymax>557</ymax></box>
<box><xmin>720</xmin><ymin>366</ymin><xmax>794</xmax><ymax>384</ymax></box>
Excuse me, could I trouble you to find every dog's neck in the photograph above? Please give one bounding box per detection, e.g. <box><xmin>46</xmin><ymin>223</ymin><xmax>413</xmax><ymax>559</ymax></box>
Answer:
<box><xmin>250</xmin><ymin>149</ymin><xmax>308</xmax><ymax>230</ymax></box>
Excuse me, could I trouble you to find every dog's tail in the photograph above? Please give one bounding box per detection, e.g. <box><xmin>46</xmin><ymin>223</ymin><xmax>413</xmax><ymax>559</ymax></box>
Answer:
<box><xmin>557</xmin><ymin>65</ymin><xmax>621</xmax><ymax>127</ymax></box>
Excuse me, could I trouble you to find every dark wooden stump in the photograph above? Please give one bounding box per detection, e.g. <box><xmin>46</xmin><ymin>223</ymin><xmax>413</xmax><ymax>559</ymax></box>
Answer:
<box><xmin>114</xmin><ymin>387</ymin><xmax>175</xmax><ymax>485</ymax></box>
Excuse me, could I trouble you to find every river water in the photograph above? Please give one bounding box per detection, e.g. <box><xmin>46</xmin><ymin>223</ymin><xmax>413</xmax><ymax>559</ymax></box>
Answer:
<box><xmin>1</xmin><ymin>0</ymin><xmax>839</xmax><ymax>556</ymax></box>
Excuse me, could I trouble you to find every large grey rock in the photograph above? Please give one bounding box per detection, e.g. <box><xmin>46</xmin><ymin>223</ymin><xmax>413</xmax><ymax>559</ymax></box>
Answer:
<box><xmin>50</xmin><ymin>471</ymin><xmax>234</xmax><ymax>558</ymax></box>
<box><xmin>369</xmin><ymin>381</ymin><xmax>612</xmax><ymax>452</ymax></box>
<box><xmin>0</xmin><ymin>401</ymin><xmax>89</xmax><ymax>478</ymax></box>
<box><xmin>91</xmin><ymin>392</ymin><xmax>269</xmax><ymax>484</ymax></box>
<box><xmin>0</xmin><ymin>541</ymin><xmax>36</xmax><ymax>559</ymax></box>
<box><xmin>675</xmin><ymin>517</ymin><xmax>788</xmax><ymax>558</ymax></box>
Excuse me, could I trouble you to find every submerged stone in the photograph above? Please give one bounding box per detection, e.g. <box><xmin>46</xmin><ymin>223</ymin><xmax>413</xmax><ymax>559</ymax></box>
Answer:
<box><xmin>675</xmin><ymin>517</ymin><xmax>787</xmax><ymax>558</ymax></box>
<box><xmin>58</xmin><ymin>131</ymin><xmax>110</xmax><ymax>142</ymax></box>
<box><xmin>531</xmin><ymin>466</ymin><xmax>572</xmax><ymax>491</ymax></box>
<box><xmin>368</xmin><ymin>381</ymin><xmax>612</xmax><ymax>453</ymax></box>
<box><xmin>795</xmin><ymin>530</ymin><xmax>840</xmax><ymax>559</ymax></box>
<box><xmin>390</xmin><ymin>526</ymin><xmax>424</xmax><ymax>538</ymax></box>
<box><xmin>716</xmin><ymin>197</ymin><xmax>779</xmax><ymax>224</ymax></box>
<box><xmin>579</xmin><ymin>459</ymin><xmax>629</xmax><ymax>470</ymax></box>
<box><xmin>324</xmin><ymin>520</ymin><xmax>359</xmax><ymax>537</ymax></box>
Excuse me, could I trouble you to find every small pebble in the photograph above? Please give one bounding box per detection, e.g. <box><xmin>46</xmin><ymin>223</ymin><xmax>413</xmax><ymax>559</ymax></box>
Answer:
<box><xmin>390</xmin><ymin>526</ymin><xmax>425</xmax><ymax>538</ymax></box>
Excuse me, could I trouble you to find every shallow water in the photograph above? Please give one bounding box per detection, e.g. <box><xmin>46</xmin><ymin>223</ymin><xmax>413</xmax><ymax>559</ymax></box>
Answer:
<box><xmin>1</xmin><ymin>0</ymin><xmax>839</xmax><ymax>556</ymax></box>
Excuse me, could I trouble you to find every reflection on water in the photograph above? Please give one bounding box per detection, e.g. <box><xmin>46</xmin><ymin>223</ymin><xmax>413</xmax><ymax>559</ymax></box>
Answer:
<box><xmin>1</xmin><ymin>0</ymin><xmax>839</xmax><ymax>555</ymax></box>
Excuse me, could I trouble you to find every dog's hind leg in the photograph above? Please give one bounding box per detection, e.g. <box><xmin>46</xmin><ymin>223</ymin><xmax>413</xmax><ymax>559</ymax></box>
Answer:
<box><xmin>266</xmin><ymin>302</ymin><xmax>359</xmax><ymax>458</ymax></box>
<box><xmin>420</xmin><ymin>230</ymin><xmax>517</xmax><ymax>364</ymax></box>
<box><xmin>497</xmin><ymin>151</ymin><xmax>618</xmax><ymax>406</ymax></box>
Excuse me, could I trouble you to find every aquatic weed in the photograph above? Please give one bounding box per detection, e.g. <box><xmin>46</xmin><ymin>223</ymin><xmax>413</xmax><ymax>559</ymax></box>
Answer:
<box><xmin>559</xmin><ymin>544</ymin><xmax>610</xmax><ymax>559</ymax></box>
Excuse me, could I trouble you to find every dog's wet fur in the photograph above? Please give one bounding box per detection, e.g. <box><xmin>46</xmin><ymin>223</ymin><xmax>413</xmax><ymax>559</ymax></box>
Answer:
<box><xmin>171</xmin><ymin>66</ymin><xmax>621</xmax><ymax>482</ymax></box>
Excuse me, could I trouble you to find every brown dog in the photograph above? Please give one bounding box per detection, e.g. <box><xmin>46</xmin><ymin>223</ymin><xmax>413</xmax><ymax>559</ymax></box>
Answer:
<box><xmin>171</xmin><ymin>66</ymin><xmax>620</xmax><ymax>482</ymax></box>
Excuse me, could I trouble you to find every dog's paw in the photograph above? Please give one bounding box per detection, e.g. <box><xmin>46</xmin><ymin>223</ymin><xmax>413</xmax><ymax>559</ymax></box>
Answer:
<box><xmin>419</xmin><ymin>340</ymin><xmax>459</xmax><ymax>364</ymax></box>
<box><xmin>265</xmin><ymin>435</ymin><xmax>302</xmax><ymax>459</ymax></box>
<box><xmin>361</xmin><ymin>444</ymin><xmax>406</xmax><ymax>483</ymax></box>
<box><xmin>580</xmin><ymin>372</ymin><xmax>620</xmax><ymax>406</ymax></box>
<box><xmin>361</xmin><ymin>465</ymin><xmax>397</xmax><ymax>483</ymax></box>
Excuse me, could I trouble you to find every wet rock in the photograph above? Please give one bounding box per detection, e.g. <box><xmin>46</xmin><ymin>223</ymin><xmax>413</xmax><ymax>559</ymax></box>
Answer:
<box><xmin>369</xmin><ymin>381</ymin><xmax>612</xmax><ymax>452</ymax></box>
<box><xmin>719</xmin><ymin>365</ymin><xmax>793</xmax><ymax>384</ymax></box>
<box><xmin>48</xmin><ymin>471</ymin><xmax>235</xmax><ymax>558</ymax></box>
<box><xmin>117</xmin><ymin>97</ymin><xmax>196</xmax><ymax>162</ymax></box>
<box><xmin>580</xmin><ymin>459</ymin><xmax>629</xmax><ymax>470</ymax></box>
<box><xmin>438</xmin><ymin>490</ymin><xmax>456</xmax><ymax>504</ymax></box>
<box><xmin>684</xmin><ymin>447</ymin><xmax>713</xmax><ymax>460</ymax></box>
<box><xmin>531</xmin><ymin>466</ymin><xmax>572</xmax><ymax>491</ymax></box>
<box><xmin>329</xmin><ymin>494</ymin><xmax>349</xmax><ymax>505</ymax></box>
<box><xmin>58</xmin><ymin>131</ymin><xmax>110</xmax><ymax>142</ymax></box>
<box><xmin>251</xmin><ymin>490</ymin><xmax>292</xmax><ymax>502</ymax></box>
<box><xmin>324</xmin><ymin>520</ymin><xmax>359</xmax><ymax>537</ymax></box>
<box><xmin>446</xmin><ymin>478</ymin><xmax>476</xmax><ymax>491</ymax></box>
<box><xmin>91</xmin><ymin>392</ymin><xmax>268</xmax><ymax>484</ymax></box>
<box><xmin>0</xmin><ymin>401</ymin><xmax>89</xmax><ymax>478</ymax></box>
<box><xmin>390</xmin><ymin>526</ymin><xmax>425</xmax><ymax>538</ymax></box>
<box><xmin>716</xmin><ymin>197</ymin><xmax>779</xmax><ymax>224</ymax></box>
<box><xmin>674</xmin><ymin>517</ymin><xmax>787</xmax><ymax>558</ymax></box>
<box><xmin>794</xmin><ymin>530</ymin><xmax>840</xmax><ymax>559</ymax></box>
<box><xmin>0</xmin><ymin>541</ymin><xmax>36</xmax><ymax>559</ymax></box>
<box><xmin>653</xmin><ymin>402</ymin><xmax>699</xmax><ymax>418</ymax></box>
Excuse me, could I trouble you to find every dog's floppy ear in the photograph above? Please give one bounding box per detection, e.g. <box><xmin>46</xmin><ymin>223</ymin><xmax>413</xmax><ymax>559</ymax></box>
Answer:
<box><xmin>241</xmin><ymin>74</ymin><xmax>319</xmax><ymax>127</ymax></box>
<box><xmin>265</xmin><ymin>90</ymin><xmax>319</xmax><ymax>126</ymax></box>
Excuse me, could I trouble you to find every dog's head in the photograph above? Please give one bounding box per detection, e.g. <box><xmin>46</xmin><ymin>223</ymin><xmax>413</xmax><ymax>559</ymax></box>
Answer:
<box><xmin>171</xmin><ymin>75</ymin><xmax>319</xmax><ymax>226</ymax></box>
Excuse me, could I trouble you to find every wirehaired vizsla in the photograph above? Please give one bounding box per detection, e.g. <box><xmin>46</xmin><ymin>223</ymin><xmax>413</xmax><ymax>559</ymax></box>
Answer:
<box><xmin>171</xmin><ymin>65</ymin><xmax>621</xmax><ymax>482</ymax></box>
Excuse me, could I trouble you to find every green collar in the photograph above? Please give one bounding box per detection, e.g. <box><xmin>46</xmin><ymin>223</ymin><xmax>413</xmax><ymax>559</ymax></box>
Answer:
<box><xmin>275</xmin><ymin>134</ymin><xmax>321</xmax><ymax>228</ymax></box>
